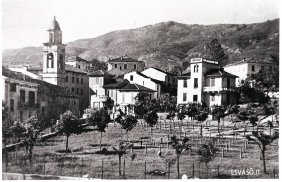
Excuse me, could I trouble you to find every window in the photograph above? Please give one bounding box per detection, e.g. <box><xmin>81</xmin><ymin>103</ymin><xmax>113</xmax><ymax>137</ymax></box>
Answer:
<box><xmin>81</xmin><ymin>78</ymin><xmax>83</xmax><ymax>84</ymax></box>
<box><xmin>78</xmin><ymin>65</ymin><xmax>81</xmax><ymax>69</ymax></box>
<box><xmin>42</xmin><ymin>106</ymin><xmax>46</xmax><ymax>115</ymax></box>
<box><xmin>252</xmin><ymin>65</ymin><xmax>255</xmax><ymax>71</ymax></box>
<box><xmin>28</xmin><ymin>91</ymin><xmax>35</xmax><ymax>105</ymax></box>
<box><xmin>10</xmin><ymin>99</ymin><xmax>14</xmax><ymax>112</ymax></box>
<box><xmin>80</xmin><ymin>89</ymin><xmax>83</xmax><ymax>95</ymax></box>
<box><xmin>77</xmin><ymin>77</ymin><xmax>79</xmax><ymax>84</ymax></box>
<box><xmin>120</xmin><ymin>66</ymin><xmax>122</xmax><ymax>70</ymax></box>
<box><xmin>71</xmin><ymin>87</ymin><xmax>74</xmax><ymax>92</ymax></box>
<box><xmin>130</xmin><ymin>75</ymin><xmax>133</xmax><ymax>81</ymax></box>
<box><xmin>72</xmin><ymin>77</ymin><xmax>75</xmax><ymax>83</ymax></box>
<box><xmin>47</xmin><ymin>53</ymin><xmax>54</xmax><ymax>68</ymax></box>
<box><xmin>194</xmin><ymin>78</ymin><xmax>198</xmax><ymax>88</ymax></box>
<box><xmin>211</xmin><ymin>95</ymin><xmax>215</xmax><ymax>102</ymax></box>
<box><xmin>269</xmin><ymin>66</ymin><xmax>272</xmax><ymax>70</ymax></box>
<box><xmin>10</xmin><ymin>83</ymin><xmax>16</xmax><ymax>92</ymax></box>
<box><xmin>134</xmin><ymin>64</ymin><xmax>137</xmax><ymax>69</ymax></box>
<box><xmin>193</xmin><ymin>95</ymin><xmax>198</xmax><ymax>102</ymax></box>
<box><xmin>74</xmin><ymin>101</ymin><xmax>76</xmax><ymax>105</ymax></box>
<box><xmin>194</xmin><ymin>65</ymin><xmax>199</xmax><ymax>72</ymax></box>
<box><xmin>261</xmin><ymin>66</ymin><xmax>264</xmax><ymax>70</ymax></box>
<box><xmin>227</xmin><ymin>78</ymin><xmax>230</xmax><ymax>88</ymax></box>
<box><xmin>210</xmin><ymin>78</ymin><xmax>215</xmax><ymax>87</ymax></box>
<box><xmin>76</xmin><ymin>88</ymin><xmax>79</xmax><ymax>95</ymax></box>
<box><xmin>124</xmin><ymin>64</ymin><xmax>127</xmax><ymax>69</ymax></box>
<box><xmin>20</xmin><ymin>111</ymin><xmax>23</xmax><ymax>122</ymax></box>
<box><xmin>66</xmin><ymin>76</ymin><xmax>68</xmax><ymax>82</ymax></box>
<box><xmin>183</xmin><ymin>79</ymin><xmax>187</xmax><ymax>88</ymax></box>
<box><xmin>115</xmin><ymin>64</ymin><xmax>117</xmax><ymax>68</ymax></box>
<box><xmin>20</xmin><ymin>90</ymin><xmax>25</xmax><ymax>103</ymax></box>
<box><xmin>183</xmin><ymin>93</ymin><xmax>187</xmax><ymax>102</ymax></box>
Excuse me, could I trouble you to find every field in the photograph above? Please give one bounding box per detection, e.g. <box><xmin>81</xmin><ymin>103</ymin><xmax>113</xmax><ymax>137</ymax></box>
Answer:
<box><xmin>2</xmin><ymin>117</ymin><xmax>279</xmax><ymax>179</ymax></box>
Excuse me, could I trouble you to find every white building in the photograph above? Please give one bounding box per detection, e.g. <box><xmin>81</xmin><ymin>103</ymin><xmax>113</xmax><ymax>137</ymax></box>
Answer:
<box><xmin>9</xmin><ymin>66</ymin><xmax>42</xmax><ymax>79</ymax></box>
<box><xmin>141</xmin><ymin>67</ymin><xmax>176</xmax><ymax>84</ymax></box>
<box><xmin>223</xmin><ymin>58</ymin><xmax>278</xmax><ymax>86</ymax></box>
<box><xmin>107</xmin><ymin>56</ymin><xmax>145</xmax><ymax>73</ymax></box>
<box><xmin>177</xmin><ymin>58</ymin><xmax>238</xmax><ymax>107</ymax></box>
<box><xmin>124</xmin><ymin>71</ymin><xmax>161</xmax><ymax>99</ymax></box>
<box><xmin>88</xmin><ymin>70</ymin><xmax>115</xmax><ymax>108</ymax></box>
<box><xmin>65</xmin><ymin>56</ymin><xmax>92</xmax><ymax>71</ymax></box>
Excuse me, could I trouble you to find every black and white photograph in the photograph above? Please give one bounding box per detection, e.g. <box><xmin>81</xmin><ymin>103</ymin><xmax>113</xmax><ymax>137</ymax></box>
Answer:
<box><xmin>1</xmin><ymin>0</ymin><xmax>280</xmax><ymax>180</ymax></box>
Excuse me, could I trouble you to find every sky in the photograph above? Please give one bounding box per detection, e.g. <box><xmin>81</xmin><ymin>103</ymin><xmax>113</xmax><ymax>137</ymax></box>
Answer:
<box><xmin>2</xmin><ymin>0</ymin><xmax>280</xmax><ymax>49</ymax></box>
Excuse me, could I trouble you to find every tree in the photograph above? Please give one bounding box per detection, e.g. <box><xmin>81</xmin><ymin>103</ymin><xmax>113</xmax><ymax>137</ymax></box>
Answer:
<box><xmin>56</xmin><ymin>110</ymin><xmax>82</xmax><ymax>153</ymax></box>
<box><xmin>211</xmin><ymin>105</ymin><xmax>227</xmax><ymax>135</ymax></box>
<box><xmin>10</xmin><ymin>120</ymin><xmax>26</xmax><ymax>143</ymax></box>
<box><xmin>103</xmin><ymin>97</ymin><xmax>114</xmax><ymax>110</ymax></box>
<box><xmin>249</xmin><ymin>115</ymin><xmax>258</xmax><ymax>130</ymax></box>
<box><xmin>112</xmin><ymin>142</ymin><xmax>134</xmax><ymax>176</ymax></box>
<box><xmin>87</xmin><ymin>108</ymin><xmax>110</xmax><ymax>150</ymax></box>
<box><xmin>170</xmin><ymin>135</ymin><xmax>191</xmax><ymax>179</ymax></box>
<box><xmin>144</xmin><ymin>110</ymin><xmax>159</xmax><ymax>136</ymax></box>
<box><xmin>195</xmin><ymin>110</ymin><xmax>209</xmax><ymax>137</ymax></box>
<box><xmin>197</xmin><ymin>141</ymin><xmax>218</xmax><ymax>177</ymax></box>
<box><xmin>134</xmin><ymin>93</ymin><xmax>151</xmax><ymax>119</ymax></box>
<box><xmin>116</xmin><ymin>110</ymin><xmax>138</xmax><ymax>141</ymax></box>
<box><xmin>246</xmin><ymin>131</ymin><xmax>279</xmax><ymax>173</ymax></box>
<box><xmin>204</xmin><ymin>38</ymin><xmax>228</xmax><ymax>64</ymax></box>
<box><xmin>22</xmin><ymin>116</ymin><xmax>41</xmax><ymax>160</ymax></box>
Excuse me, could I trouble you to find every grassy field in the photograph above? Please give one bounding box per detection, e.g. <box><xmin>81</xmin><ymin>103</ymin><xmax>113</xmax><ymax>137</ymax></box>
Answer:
<box><xmin>2</xmin><ymin>118</ymin><xmax>279</xmax><ymax>179</ymax></box>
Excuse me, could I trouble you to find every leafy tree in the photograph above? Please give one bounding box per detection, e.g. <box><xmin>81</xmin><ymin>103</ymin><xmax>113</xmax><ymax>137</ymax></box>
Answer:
<box><xmin>144</xmin><ymin>110</ymin><xmax>159</xmax><ymax>136</ymax></box>
<box><xmin>203</xmin><ymin>38</ymin><xmax>228</xmax><ymax>64</ymax></box>
<box><xmin>134</xmin><ymin>93</ymin><xmax>151</xmax><ymax>119</ymax></box>
<box><xmin>22</xmin><ymin>116</ymin><xmax>42</xmax><ymax>160</ymax></box>
<box><xmin>170</xmin><ymin>135</ymin><xmax>191</xmax><ymax>179</ymax></box>
<box><xmin>246</xmin><ymin>131</ymin><xmax>279</xmax><ymax>173</ymax></box>
<box><xmin>197</xmin><ymin>141</ymin><xmax>218</xmax><ymax>176</ymax></box>
<box><xmin>249</xmin><ymin>115</ymin><xmax>258</xmax><ymax>130</ymax></box>
<box><xmin>195</xmin><ymin>110</ymin><xmax>209</xmax><ymax>137</ymax></box>
<box><xmin>112</xmin><ymin>142</ymin><xmax>134</xmax><ymax>176</ymax></box>
<box><xmin>103</xmin><ymin>97</ymin><xmax>114</xmax><ymax>110</ymax></box>
<box><xmin>211</xmin><ymin>105</ymin><xmax>227</xmax><ymax>134</ymax></box>
<box><xmin>56</xmin><ymin>110</ymin><xmax>83</xmax><ymax>152</ymax></box>
<box><xmin>10</xmin><ymin>120</ymin><xmax>26</xmax><ymax>143</ymax></box>
<box><xmin>87</xmin><ymin>108</ymin><xmax>110</xmax><ymax>150</ymax></box>
<box><xmin>116</xmin><ymin>110</ymin><xmax>138</xmax><ymax>141</ymax></box>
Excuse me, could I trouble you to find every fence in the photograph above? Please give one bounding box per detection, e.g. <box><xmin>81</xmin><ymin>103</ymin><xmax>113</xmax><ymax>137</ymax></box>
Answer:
<box><xmin>2</xmin><ymin>119</ymin><xmax>279</xmax><ymax>179</ymax></box>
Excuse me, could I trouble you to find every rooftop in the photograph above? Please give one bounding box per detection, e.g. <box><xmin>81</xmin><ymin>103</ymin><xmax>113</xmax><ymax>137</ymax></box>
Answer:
<box><xmin>108</xmin><ymin>56</ymin><xmax>141</xmax><ymax>63</ymax></box>
<box><xmin>119</xmin><ymin>83</ymin><xmax>156</xmax><ymax>92</ymax></box>
<box><xmin>88</xmin><ymin>69</ymin><xmax>113</xmax><ymax>77</ymax></box>
<box><xmin>205</xmin><ymin>68</ymin><xmax>238</xmax><ymax>78</ymax></box>
<box><xmin>65</xmin><ymin>65</ymin><xmax>88</xmax><ymax>74</ymax></box>
<box><xmin>224</xmin><ymin>58</ymin><xmax>277</xmax><ymax>67</ymax></box>
<box><xmin>147</xmin><ymin>67</ymin><xmax>176</xmax><ymax>76</ymax></box>
<box><xmin>65</xmin><ymin>56</ymin><xmax>89</xmax><ymax>63</ymax></box>
<box><xmin>107</xmin><ymin>68</ymin><xmax>125</xmax><ymax>76</ymax></box>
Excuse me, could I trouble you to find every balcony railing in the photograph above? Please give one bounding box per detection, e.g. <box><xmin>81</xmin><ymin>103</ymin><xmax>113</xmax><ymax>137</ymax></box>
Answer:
<box><xmin>203</xmin><ymin>87</ymin><xmax>237</xmax><ymax>92</ymax></box>
<box><xmin>18</xmin><ymin>101</ymin><xmax>40</xmax><ymax>109</ymax></box>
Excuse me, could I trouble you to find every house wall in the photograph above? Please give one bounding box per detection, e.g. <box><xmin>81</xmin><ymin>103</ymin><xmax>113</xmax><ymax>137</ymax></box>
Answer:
<box><xmin>107</xmin><ymin>61</ymin><xmax>145</xmax><ymax>72</ymax></box>
<box><xmin>116</xmin><ymin>91</ymin><xmax>139</xmax><ymax>106</ymax></box>
<box><xmin>177</xmin><ymin>78</ymin><xmax>192</xmax><ymax>105</ymax></box>
<box><xmin>89</xmin><ymin>76</ymin><xmax>106</xmax><ymax>108</ymax></box>
<box><xmin>124</xmin><ymin>72</ymin><xmax>160</xmax><ymax>99</ymax></box>
<box><xmin>142</xmin><ymin>68</ymin><xmax>176</xmax><ymax>84</ymax></box>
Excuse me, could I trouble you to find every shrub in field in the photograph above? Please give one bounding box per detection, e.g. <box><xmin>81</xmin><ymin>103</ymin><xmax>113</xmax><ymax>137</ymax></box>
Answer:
<box><xmin>246</xmin><ymin>131</ymin><xmax>279</xmax><ymax>173</ymax></box>
<box><xmin>144</xmin><ymin>110</ymin><xmax>159</xmax><ymax>136</ymax></box>
<box><xmin>87</xmin><ymin>108</ymin><xmax>111</xmax><ymax>150</ymax></box>
<box><xmin>112</xmin><ymin>142</ymin><xmax>134</xmax><ymax>176</ymax></box>
<box><xmin>56</xmin><ymin>110</ymin><xmax>83</xmax><ymax>153</ymax></box>
<box><xmin>197</xmin><ymin>141</ymin><xmax>218</xmax><ymax>177</ymax></box>
<box><xmin>116</xmin><ymin>110</ymin><xmax>138</xmax><ymax>141</ymax></box>
<box><xmin>170</xmin><ymin>135</ymin><xmax>191</xmax><ymax>179</ymax></box>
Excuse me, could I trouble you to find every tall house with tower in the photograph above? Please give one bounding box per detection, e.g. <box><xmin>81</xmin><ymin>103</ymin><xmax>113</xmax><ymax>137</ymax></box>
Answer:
<box><xmin>40</xmin><ymin>17</ymin><xmax>89</xmax><ymax>116</ymax></box>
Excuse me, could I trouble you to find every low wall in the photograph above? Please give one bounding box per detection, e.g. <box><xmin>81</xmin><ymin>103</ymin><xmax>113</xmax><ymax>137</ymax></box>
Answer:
<box><xmin>2</xmin><ymin>172</ymin><xmax>98</xmax><ymax>180</ymax></box>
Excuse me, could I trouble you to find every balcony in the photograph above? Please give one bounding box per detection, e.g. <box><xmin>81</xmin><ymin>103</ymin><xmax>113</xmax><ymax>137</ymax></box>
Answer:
<box><xmin>203</xmin><ymin>87</ymin><xmax>237</xmax><ymax>92</ymax></box>
<box><xmin>18</xmin><ymin>101</ymin><xmax>40</xmax><ymax>109</ymax></box>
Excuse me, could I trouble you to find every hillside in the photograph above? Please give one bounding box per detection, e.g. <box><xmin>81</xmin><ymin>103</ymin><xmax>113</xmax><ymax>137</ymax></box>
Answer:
<box><xmin>2</xmin><ymin>19</ymin><xmax>279</xmax><ymax>70</ymax></box>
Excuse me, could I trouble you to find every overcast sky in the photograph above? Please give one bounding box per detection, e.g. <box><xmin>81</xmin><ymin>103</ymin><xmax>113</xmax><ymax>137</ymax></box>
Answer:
<box><xmin>2</xmin><ymin>0</ymin><xmax>280</xmax><ymax>49</ymax></box>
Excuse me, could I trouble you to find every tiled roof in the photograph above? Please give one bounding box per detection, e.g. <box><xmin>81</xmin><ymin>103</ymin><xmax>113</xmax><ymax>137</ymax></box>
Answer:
<box><xmin>149</xmin><ymin>67</ymin><xmax>176</xmax><ymax>76</ymax></box>
<box><xmin>136</xmin><ymin>72</ymin><xmax>150</xmax><ymax>78</ymax></box>
<box><xmin>103</xmin><ymin>80</ymin><xmax>130</xmax><ymax>89</ymax></box>
<box><xmin>119</xmin><ymin>83</ymin><xmax>156</xmax><ymax>92</ymax></box>
<box><xmin>150</xmin><ymin>78</ymin><xmax>164</xmax><ymax>85</ymax></box>
<box><xmin>224</xmin><ymin>58</ymin><xmax>277</xmax><ymax>67</ymax></box>
<box><xmin>65</xmin><ymin>64</ymin><xmax>88</xmax><ymax>74</ymax></box>
<box><xmin>205</xmin><ymin>68</ymin><xmax>238</xmax><ymax>78</ymax></box>
<box><xmin>2</xmin><ymin>66</ymin><xmax>36</xmax><ymax>83</ymax></box>
<box><xmin>65</xmin><ymin>56</ymin><xmax>89</xmax><ymax>63</ymax></box>
<box><xmin>107</xmin><ymin>68</ymin><xmax>125</xmax><ymax>76</ymax></box>
<box><xmin>88</xmin><ymin>69</ymin><xmax>113</xmax><ymax>77</ymax></box>
<box><xmin>177</xmin><ymin>72</ymin><xmax>191</xmax><ymax>79</ymax></box>
<box><xmin>108</xmin><ymin>56</ymin><xmax>140</xmax><ymax>63</ymax></box>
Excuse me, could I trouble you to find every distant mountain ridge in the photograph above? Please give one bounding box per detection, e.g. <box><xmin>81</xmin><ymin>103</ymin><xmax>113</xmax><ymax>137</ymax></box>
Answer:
<box><xmin>2</xmin><ymin>19</ymin><xmax>279</xmax><ymax>70</ymax></box>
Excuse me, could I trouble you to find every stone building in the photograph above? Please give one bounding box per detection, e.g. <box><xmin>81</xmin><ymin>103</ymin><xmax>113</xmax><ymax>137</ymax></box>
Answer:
<box><xmin>107</xmin><ymin>56</ymin><xmax>145</xmax><ymax>73</ymax></box>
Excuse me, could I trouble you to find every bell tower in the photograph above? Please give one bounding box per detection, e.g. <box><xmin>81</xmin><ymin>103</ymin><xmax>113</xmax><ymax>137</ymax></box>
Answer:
<box><xmin>41</xmin><ymin>16</ymin><xmax>66</xmax><ymax>85</ymax></box>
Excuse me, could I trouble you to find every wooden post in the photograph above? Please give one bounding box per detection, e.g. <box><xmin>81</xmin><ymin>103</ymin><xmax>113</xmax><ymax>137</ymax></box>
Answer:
<box><xmin>273</xmin><ymin>169</ymin><xmax>275</xmax><ymax>178</ymax></box>
<box><xmin>217</xmin><ymin>165</ymin><xmax>220</xmax><ymax>179</ymax></box>
<box><xmin>144</xmin><ymin>161</ymin><xmax>147</xmax><ymax>179</ymax></box>
<box><xmin>240</xmin><ymin>149</ymin><xmax>242</xmax><ymax>159</ymax></box>
<box><xmin>131</xmin><ymin>146</ymin><xmax>133</xmax><ymax>153</ymax></box>
<box><xmin>226</xmin><ymin>144</ymin><xmax>228</xmax><ymax>152</ymax></box>
<box><xmin>159</xmin><ymin>145</ymin><xmax>162</xmax><ymax>153</ymax></box>
<box><xmin>192</xmin><ymin>135</ymin><xmax>194</xmax><ymax>142</ymax></box>
<box><xmin>221</xmin><ymin>148</ymin><xmax>224</xmax><ymax>158</ymax></box>
<box><xmin>102</xmin><ymin>159</ymin><xmax>104</xmax><ymax>179</ymax></box>
<box><xmin>229</xmin><ymin>140</ymin><xmax>231</xmax><ymax>148</ymax></box>
<box><xmin>123</xmin><ymin>159</ymin><xmax>126</xmax><ymax>177</ymax></box>
<box><xmin>81</xmin><ymin>157</ymin><xmax>84</xmax><ymax>177</ymax></box>
<box><xmin>244</xmin><ymin>140</ymin><xmax>247</xmax><ymax>149</ymax></box>
<box><xmin>269</xmin><ymin>125</ymin><xmax>271</xmax><ymax>135</ymax></box>
<box><xmin>209</xmin><ymin>132</ymin><xmax>211</xmax><ymax>139</ymax></box>
<box><xmin>160</xmin><ymin>138</ymin><xmax>163</xmax><ymax>144</ymax></box>
<box><xmin>198</xmin><ymin>163</ymin><xmax>201</xmax><ymax>178</ymax></box>
<box><xmin>192</xmin><ymin>163</ymin><xmax>195</xmax><ymax>179</ymax></box>
<box><xmin>145</xmin><ymin>144</ymin><xmax>147</xmax><ymax>154</ymax></box>
<box><xmin>140</xmin><ymin>139</ymin><xmax>143</xmax><ymax>146</ymax></box>
<box><xmin>153</xmin><ymin>141</ymin><xmax>155</xmax><ymax>146</ymax></box>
